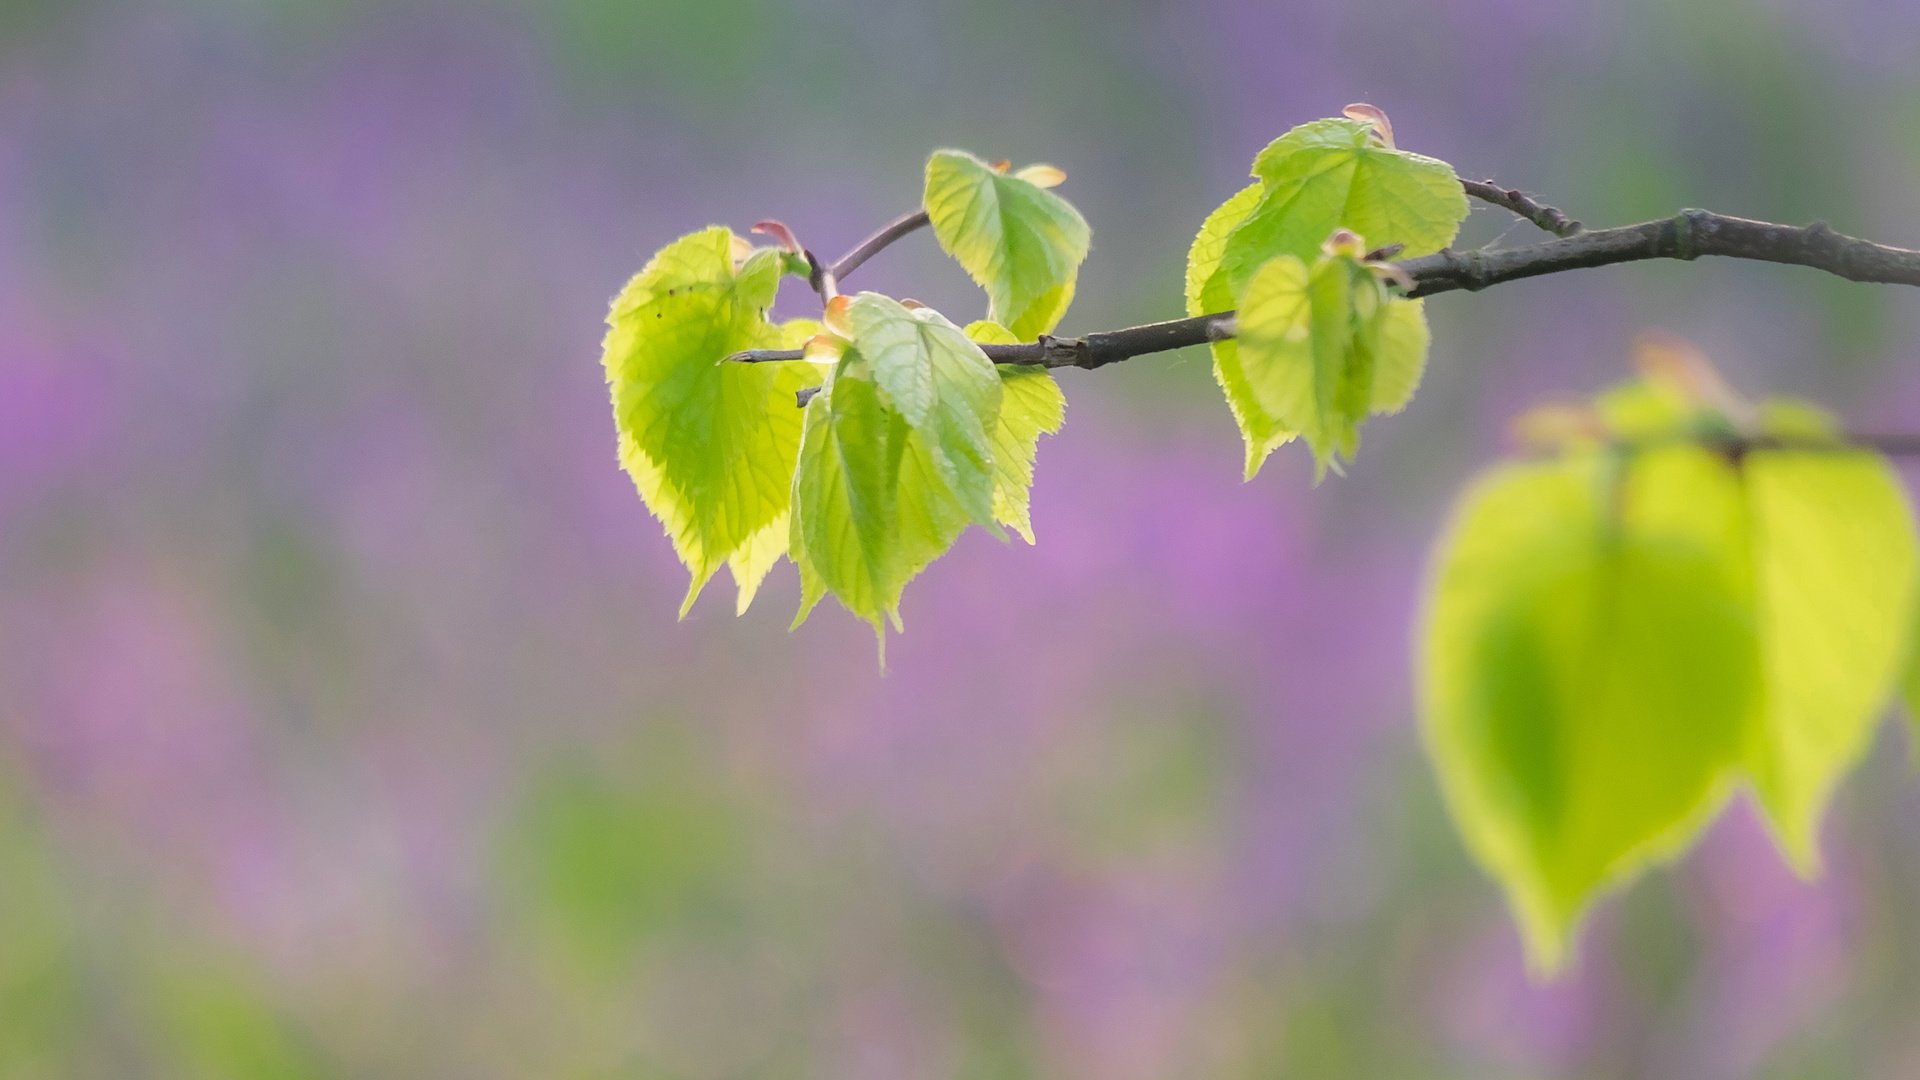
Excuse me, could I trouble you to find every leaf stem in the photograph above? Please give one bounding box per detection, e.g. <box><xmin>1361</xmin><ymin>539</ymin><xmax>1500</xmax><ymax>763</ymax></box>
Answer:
<box><xmin>829</xmin><ymin>209</ymin><xmax>932</xmax><ymax>282</ymax></box>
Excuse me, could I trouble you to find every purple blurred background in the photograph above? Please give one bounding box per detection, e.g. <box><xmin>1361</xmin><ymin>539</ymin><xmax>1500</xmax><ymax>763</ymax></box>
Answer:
<box><xmin>5</xmin><ymin>1</ymin><xmax>1920</xmax><ymax>1076</ymax></box>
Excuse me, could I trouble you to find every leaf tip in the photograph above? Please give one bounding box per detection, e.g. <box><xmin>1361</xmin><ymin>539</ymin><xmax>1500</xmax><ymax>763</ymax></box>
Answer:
<box><xmin>678</xmin><ymin>572</ymin><xmax>712</xmax><ymax>620</ymax></box>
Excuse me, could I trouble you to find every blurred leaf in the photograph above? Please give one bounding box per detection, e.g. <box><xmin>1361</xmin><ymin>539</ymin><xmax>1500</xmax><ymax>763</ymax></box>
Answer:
<box><xmin>790</xmin><ymin>295</ymin><xmax>1002</xmax><ymax>643</ymax></box>
<box><xmin>1907</xmin><ymin>596</ymin><xmax>1920</xmax><ymax>766</ymax></box>
<box><xmin>1424</xmin><ymin>363</ymin><xmax>1920</xmax><ymax>972</ymax></box>
<box><xmin>924</xmin><ymin>150</ymin><xmax>1091</xmax><ymax>341</ymax></box>
<box><xmin>1742</xmin><ymin>447</ymin><xmax>1917</xmax><ymax>870</ymax></box>
<box><xmin>966</xmin><ymin>320</ymin><xmax>1066</xmax><ymax>543</ymax></box>
<box><xmin>1421</xmin><ymin>449</ymin><xmax>1756</xmax><ymax>973</ymax></box>
<box><xmin>603</xmin><ymin>227</ymin><xmax>813</xmax><ymax>616</ymax></box>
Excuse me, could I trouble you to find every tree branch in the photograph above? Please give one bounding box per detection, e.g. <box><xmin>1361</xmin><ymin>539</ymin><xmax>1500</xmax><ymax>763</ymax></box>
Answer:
<box><xmin>732</xmin><ymin>209</ymin><xmax>1920</xmax><ymax>371</ymax></box>
<box><xmin>1461</xmin><ymin>179</ymin><xmax>1582</xmax><ymax>237</ymax></box>
<box><xmin>822</xmin><ymin>177</ymin><xmax>1569</xmax><ymax>287</ymax></box>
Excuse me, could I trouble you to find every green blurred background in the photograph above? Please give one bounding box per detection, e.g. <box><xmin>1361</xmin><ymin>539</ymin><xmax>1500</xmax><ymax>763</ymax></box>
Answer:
<box><xmin>5</xmin><ymin>1</ymin><xmax>1920</xmax><ymax>1076</ymax></box>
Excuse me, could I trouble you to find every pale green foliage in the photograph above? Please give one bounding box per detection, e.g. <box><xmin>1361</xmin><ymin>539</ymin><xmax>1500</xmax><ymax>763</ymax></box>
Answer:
<box><xmin>602</xmin><ymin>227</ymin><xmax>815</xmax><ymax>615</ymax></box>
<box><xmin>1422</xmin><ymin>371</ymin><xmax>1918</xmax><ymax>973</ymax></box>
<box><xmin>1240</xmin><ymin>118</ymin><xmax>1467</xmax><ymax>269</ymax></box>
<box><xmin>1190</xmin><ymin>114</ymin><xmax>1467</xmax><ymax>476</ymax></box>
<box><xmin>789</xmin><ymin>295</ymin><xmax>1004</xmax><ymax>645</ymax></box>
<box><xmin>1422</xmin><ymin>449</ymin><xmax>1756</xmax><ymax>975</ymax></box>
<box><xmin>1743</xmin><ymin>446</ymin><xmax>1917</xmax><ymax>871</ymax></box>
<box><xmin>966</xmin><ymin>321</ymin><xmax>1067</xmax><ymax>542</ymax></box>
<box><xmin>1367</xmin><ymin>298</ymin><xmax>1430</xmax><ymax>415</ymax></box>
<box><xmin>1234</xmin><ymin>250</ymin><xmax>1430</xmax><ymax>479</ymax></box>
<box><xmin>1184</xmin><ymin>183</ymin><xmax>1282</xmax><ymax>464</ymax></box>
<box><xmin>606</xmin><ymin>134</ymin><xmax>1920</xmax><ymax>984</ymax></box>
<box><xmin>925</xmin><ymin>150</ymin><xmax>1091</xmax><ymax>341</ymax></box>
<box><xmin>1185</xmin><ymin>183</ymin><xmax>1262</xmax><ymax>318</ymax></box>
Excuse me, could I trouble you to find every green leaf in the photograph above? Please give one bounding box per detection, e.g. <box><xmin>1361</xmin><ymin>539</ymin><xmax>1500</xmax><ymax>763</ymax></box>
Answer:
<box><xmin>1233</xmin><ymin>251</ymin><xmax>1428</xmax><ymax>479</ymax></box>
<box><xmin>1210</xmin><ymin>117</ymin><xmax>1467</xmax><ymax>308</ymax></box>
<box><xmin>603</xmin><ymin>227</ymin><xmax>815</xmax><ymax>615</ymax></box>
<box><xmin>1187</xmin><ymin>184</ymin><xmax>1294</xmax><ymax>469</ymax></box>
<box><xmin>789</xmin><ymin>295</ymin><xmax>1003</xmax><ymax>643</ymax></box>
<box><xmin>1368</xmin><ymin>297</ymin><xmax>1431</xmax><ymax>415</ymax></box>
<box><xmin>1587</xmin><ymin>383</ymin><xmax>1918</xmax><ymax>869</ymax></box>
<box><xmin>925</xmin><ymin>150</ymin><xmax>1092</xmax><ymax>340</ymax></box>
<box><xmin>1198</xmin><ymin>115</ymin><xmax>1465</xmax><ymax>477</ymax></box>
<box><xmin>967</xmin><ymin>321</ymin><xmax>1067</xmax><ymax>542</ymax></box>
<box><xmin>1741</xmin><ymin>445</ymin><xmax>1918</xmax><ymax>871</ymax></box>
<box><xmin>1421</xmin><ymin>448</ymin><xmax>1758</xmax><ymax>974</ymax></box>
<box><xmin>1186</xmin><ymin>183</ymin><xmax>1262</xmax><ymax>318</ymax></box>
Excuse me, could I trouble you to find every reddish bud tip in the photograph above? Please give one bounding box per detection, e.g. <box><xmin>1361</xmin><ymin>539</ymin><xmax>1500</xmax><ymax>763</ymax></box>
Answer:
<box><xmin>1322</xmin><ymin>228</ymin><xmax>1368</xmax><ymax>259</ymax></box>
<box><xmin>1342</xmin><ymin>103</ymin><xmax>1396</xmax><ymax>149</ymax></box>
<box><xmin>750</xmin><ymin>219</ymin><xmax>804</xmax><ymax>255</ymax></box>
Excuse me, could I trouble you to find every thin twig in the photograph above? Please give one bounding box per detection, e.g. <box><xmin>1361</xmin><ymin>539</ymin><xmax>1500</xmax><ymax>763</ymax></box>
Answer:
<box><xmin>830</xmin><ymin>210</ymin><xmax>932</xmax><ymax>282</ymax></box>
<box><xmin>1461</xmin><ymin>179</ymin><xmax>1583</xmax><ymax>237</ymax></box>
<box><xmin>825</xmin><ymin>177</ymin><xmax>1575</xmax><ymax>289</ymax></box>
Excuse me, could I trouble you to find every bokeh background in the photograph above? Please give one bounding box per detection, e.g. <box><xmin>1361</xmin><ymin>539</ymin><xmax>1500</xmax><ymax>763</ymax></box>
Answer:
<box><xmin>6</xmin><ymin>1</ymin><xmax>1920</xmax><ymax>1076</ymax></box>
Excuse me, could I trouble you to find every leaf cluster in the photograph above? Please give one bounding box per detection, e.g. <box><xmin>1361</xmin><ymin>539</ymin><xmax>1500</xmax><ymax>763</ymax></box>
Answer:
<box><xmin>602</xmin><ymin>109</ymin><xmax>1920</xmax><ymax>973</ymax></box>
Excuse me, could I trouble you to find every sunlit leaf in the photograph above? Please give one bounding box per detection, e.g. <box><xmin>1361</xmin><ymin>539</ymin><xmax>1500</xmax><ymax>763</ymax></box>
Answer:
<box><xmin>967</xmin><ymin>320</ymin><xmax>1067</xmax><ymax>542</ymax></box>
<box><xmin>1368</xmin><ymin>297</ymin><xmax>1430</xmax><ymax>414</ymax></box>
<box><xmin>1186</xmin><ymin>182</ymin><xmax>1262</xmax><ymax>319</ymax></box>
<box><xmin>1188</xmin><ymin>183</ymin><xmax>1294</xmax><ymax>468</ymax></box>
<box><xmin>789</xmin><ymin>295</ymin><xmax>1002</xmax><ymax>644</ymax></box>
<box><xmin>1208</xmin><ymin>116</ymin><xmax>1467</xmax><ymax>310</ymax></box>
<box><xmin>1233</xmin><ymin>250</ymin><xmax>1428</xmax><ymax>478</ymax></box>
<box><xmin>925</xmin><ymin>150</ymin><xmax>1092</xmax><ymax>340</ymax></box>
<box><xmin>1194</xmin><ymin>113</ymin><xmax>1465</xmax><ymax>477</ymax></box>
<box><xmin>1421</xmin><ymin>448</ymin><xmax>1757</xmax><ymax>974</ymax></box>
<box><xmin>603</xmin><ymin>227</ymin><xmax>814</xmax><ymax>614</ymax></box>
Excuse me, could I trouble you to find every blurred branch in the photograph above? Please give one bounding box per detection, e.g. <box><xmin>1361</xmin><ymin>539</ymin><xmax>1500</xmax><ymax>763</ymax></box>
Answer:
<box><xmin>1461</xmin><ymin>179</ymin><xmax>1582</xmax><ymax>237</ymax></box>
<box><xmin>1594</xmin><ymin>432</ymin><xmax>1920</xmax><ymax>458</ymax></box>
